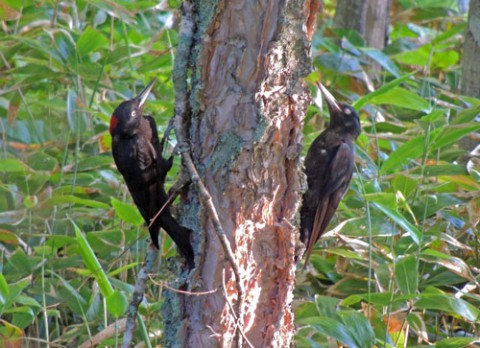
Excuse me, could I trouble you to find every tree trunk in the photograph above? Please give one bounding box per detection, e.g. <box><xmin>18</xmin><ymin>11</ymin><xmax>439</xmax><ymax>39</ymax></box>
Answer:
<box><xmin>334</xmin><ymin>0</ymin><xmax>390</xmax><ymax>78</ymax></box>
<box><xmin>333</xmin><ymin>0</ymin><xmax>390</xmax><ymax>48</ymax></box>
<box><xmin>461</xmin><ymin>0</ymin><xmax>480</xmax><ymax>150</ymax></box>
<box><xmin>164</xmin><ymin>0</ymin><xmax>317</xmax><ymax>347</ymax></box>
<box><xmin>462</xmin><ymin>0</ymin><xmax>480</xmax><ymax>97</ymax></box>
<box><xmin>365</xmin><ymin>0</ymin><xmax>391</xmax><ymax>50</ymax></box>
<box><xmin>334</xmin><ymin>0</ymin><xmax>367</xmax><ymax>36</ymax></box>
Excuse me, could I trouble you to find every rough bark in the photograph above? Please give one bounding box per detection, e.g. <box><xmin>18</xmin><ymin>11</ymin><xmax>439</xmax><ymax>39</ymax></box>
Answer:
<box><xmin>163</xmin><ymin>0</ymin><xmax>316</xmax><ymax>347</ymax></box>
<box><xmin>461</xmin><ymin>0</ymin><xmax>480</xmax><ymax>150</ymax></box>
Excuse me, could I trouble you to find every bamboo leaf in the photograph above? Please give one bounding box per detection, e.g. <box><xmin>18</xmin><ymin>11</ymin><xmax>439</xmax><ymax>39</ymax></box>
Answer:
<box><xmin>373</xmin><ymin>203</ymin><xmax>422</xmax><ymax>244</ymax></box>
<box><xmin>395</xmin><ymin>255</ymin><xmax>419</xmax><ymax>295</ymax></box>
<box><xmin>111</xmin><ymin>197</ymin><xmax>143</xmax><ymax>226</ymax></box>
<box><xmin>73</xmin><ymin>221</ymin><xmax>114</xmax><ymax>297</ymax></box>
<box><xmin>353</xmin><ymin>71</ymin><xmax>417</xmax><ymax>110</ymax></box>
<box><xmin>416</xmin><ymin>293</ymin><xmax>480</xmax><ymax>322</ymax></box>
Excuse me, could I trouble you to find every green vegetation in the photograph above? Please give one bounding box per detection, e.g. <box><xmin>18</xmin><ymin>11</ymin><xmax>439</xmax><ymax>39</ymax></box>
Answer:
<box><xmin>296</xmin><ymin>1</ymin><xmax>479</xmax><ymax>347</ymax></box>
<box><xmin>0</xmin><ymin>0</ymin><xmax>478</xmax><ymax>346</ymax></box>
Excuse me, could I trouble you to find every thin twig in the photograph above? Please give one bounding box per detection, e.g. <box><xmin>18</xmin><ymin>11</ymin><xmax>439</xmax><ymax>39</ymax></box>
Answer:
<box><xmin>147</xmin><ymin>191</ymin><xmax>174</xmax><ymax>229</ymax></box>
<box><xmin>122</xmin><ymin>247</ymin><xmax>159</xmax><ymax>348</ymax></box>
<box><xmin>172</xmin><ymin>1</ymin><xmax>245</xmax><ymax>346</ymax></box>
<box><xmin>149</xmin><ymin>275</ymin><xmax>220</xmax><ymax>296</ymax></box>
<box><xmin>79</xmin><ymin>319</ymin><xmax>127</xmax><ymax>348</ymax></box>
<box><xmin>222</xmin><ymin>265</ymin><xmax>254</xmax><ymax>348</ymax></box>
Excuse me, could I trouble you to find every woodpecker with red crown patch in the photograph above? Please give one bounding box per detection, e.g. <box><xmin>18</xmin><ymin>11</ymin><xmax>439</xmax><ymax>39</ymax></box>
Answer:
<box><xmin>110</xmin><ymin>80</ymin><xmax>194</xmax><ymax>268</ymax></box>
<box><xmin>300</xmin><ymin>82</ymin><xmax>361</xmax><ymax>265</ymax></box>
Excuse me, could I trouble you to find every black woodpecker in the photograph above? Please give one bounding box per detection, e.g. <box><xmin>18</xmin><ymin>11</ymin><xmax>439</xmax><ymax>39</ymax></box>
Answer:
<box><xmin>110</xmin><ymin>80</ymin><xmax>194</xmax><ymax>268</ymax></box>
<box><xmin>300</xmin><ymin>82</ymin><xmax>361</xmax><ymax>264</ymax></box>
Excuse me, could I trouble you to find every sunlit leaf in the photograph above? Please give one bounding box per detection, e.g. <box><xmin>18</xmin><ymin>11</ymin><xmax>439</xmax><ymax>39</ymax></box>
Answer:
<box><xmin>0</xmin><ymin>2</ymin><xmax>21</xmax><ymax>20</ymax></box>
<box><xmin>46</xmin><ymin>195</ymin><xmax>110</xmax><ymax>210</ymax></box>
<box><xmin>110</xmin><ymin>197</ymin><xmax>143</xmax><ymax>226</ymax></box>
<box><xmin>0</xmin><ymin>229</ymin><xmax>19</xmax><ymax>246</ymax></box>
<box><xmin>0</xmin><ymin>159</ymin><xmax>29</xmax><ymax>173</ymax></box>
<box><xmin>73</xmin><ymin>221</ymin><xmax>114</xmax><ymax>297</ymax></box>
<box><xmin>416</xmin><ymin>292</ymin><xmax>480</xmax><ymax>322</ymax></box>
<box><xmin>76</xmin><ymin>26</ymin><xmax>108</xmax><ymax>55</ymax></box>
<box><xmin>370</xmin><ymin>87</ymin><xmax>431</xmax><ymax>112</ymax></box>
<box><xmin>436</xmin><ymin>337</ymin><xmax>480</xmax><ymax>348</ymax></box>
<box><xmin>106</xmin><ymin>290</ymin><xmax>128</xmax><ymax>318</ymax></box>
<box><xmin>421</xmin><ymin>249</ymin><xmax>474</xmax><ymax>281</ymax></box>
<box><xmin>353</xmin><ymin>71</ymin><xmax>417</xmax><ymax>110</ymax></box>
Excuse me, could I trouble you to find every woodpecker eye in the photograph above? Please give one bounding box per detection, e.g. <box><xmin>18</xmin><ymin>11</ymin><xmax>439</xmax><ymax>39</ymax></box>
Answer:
<box><xmin>344</xmin><ymin>108</ymin><xmax>352</xmax><ymax>115</ymax></box>
<box><xmin>131</xmin><ymin>110</ymin><xmax>137</xmax><ymax>117</ymax></box>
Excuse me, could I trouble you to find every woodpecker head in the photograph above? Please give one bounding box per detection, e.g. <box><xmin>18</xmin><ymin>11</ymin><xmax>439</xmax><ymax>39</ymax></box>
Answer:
<box><xmin>317</xmin><ymin>82</ymin><xmax>361</xmax><ymax>139</ymax></box>
<box><xmin>109</xmin><ymin>79</ymin><xmax>156</xmax><ymax>135</ymax></box>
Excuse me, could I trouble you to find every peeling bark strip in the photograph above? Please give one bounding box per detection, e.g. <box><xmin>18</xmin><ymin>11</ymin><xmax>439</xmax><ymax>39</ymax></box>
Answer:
<box><xmin>167</xmin><ymin>1</ymin><xmax>316</xmax><ymax>347</ymax></box>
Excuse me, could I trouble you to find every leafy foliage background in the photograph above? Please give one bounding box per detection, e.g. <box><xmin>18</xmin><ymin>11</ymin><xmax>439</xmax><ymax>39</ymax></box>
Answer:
<box><xmin>0</xmin><ymin>0</ymin><xmax>479</xmax><ymax>347</ymax></box>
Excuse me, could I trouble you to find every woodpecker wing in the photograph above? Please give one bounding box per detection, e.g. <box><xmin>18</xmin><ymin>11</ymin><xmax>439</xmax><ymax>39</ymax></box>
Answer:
<box><xmin>303</xmin><ymin>139</ymin><xmax>354</xmax><ymax>263</ymax></box>
<box><xmin>139</xmin><ymin>116</ymin><xmax>193</xmax><ymax>265</ymax></box>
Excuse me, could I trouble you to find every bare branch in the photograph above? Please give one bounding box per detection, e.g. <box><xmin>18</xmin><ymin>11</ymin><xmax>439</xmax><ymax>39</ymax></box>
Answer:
<box><xmin>79</xmin><ymin>319</ymin><xmax>127</xmax><ymax>348</ymax></box>
<box><xmin>149</xmin><ymin>275</ymin><xmax>220</xmax><ymax>296</ymax></box>
<box><xmin>122</xmin><ymin>247</ymin><xmax>159</xmax><ymax>348</ymax></box>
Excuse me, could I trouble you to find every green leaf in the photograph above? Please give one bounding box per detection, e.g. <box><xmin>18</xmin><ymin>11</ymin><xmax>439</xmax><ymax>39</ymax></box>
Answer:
<box><xmin>75</xmin><ymin>154</ymin><xmax>113</xmax><ymax>171</ymax></box>
<box><xmin>370</xmin><ymin>87</ymin><xmax>431</xmax><ymax>112</ymax></box>
<box><xmin>298</xmin><ymin>316</ymin><xmax>358</xmax><ymax>348</ymax></box>
<box><xmin>0</xmin><ymin>1</ymin><xmax>21</xmax><ymax>20</ymax></box>
<box><xmin>421</xmin><ymin>249</ymin><xmax>474</xmax><ymax>281</ymax></box>
<box><xmin>0</xmin><ymin>159</ymin><xmax>29</xmax><ymax>172</ymax></box>
<box><xmin>416</xmin><ymin>293</ymin><xmax>480</xmax><ymax>322</ymax></box>
<box><xmin>431</xmin><ymin>50</ymin><xmax>459</xmax><ymax>69</ymax></box>
<box><xmin>411</xmin><ymin>165</ymin><xmax>467</xmax><ymax>177</ymax></box>
<box><xmin>8</xmin><ymin>249</ymin><xmax>34</xmax><ymax>275</ymax></box>
<box><xmin>53</xmin><ymin>273</ymin><xmax>88</xmax><ymax>315</ymax></box>
<box><xmin>76</xmin><ymin>26</ymin><xmax>108</xmax><ymax>55</ymax></box>
<box><xmin>5</xmin><ymin>306</ymin><xmax>35</xmax><ymax>329</ymax></box>
<box><xmin>3</xmin><ymin>278</ymin><xmax>31</xmax><ymax>314</ymax></box>
<box><xmin>451</xmin><ymin>105</ymin><xmax>480</xmax><ymax>124</ymax></box>
<box><xmin>380</xmin><ymin>128</ymin><xmax>439</xmax><ymax>174</ymax></box>
<box><xmin>47</xmin><ymin>195</ymin><xmax>110</xmax><ymax>210</ymax></box>
<box><xmin>106</xmin><ymin>290</ymin><xmax>129</xmax><ymax>318</ymax></box>
<box><xmin>360</xmin><ymin>48</ymin><xmax>400</xmax><ymax>77</ymax></box>
<box><xmin>436</xmin><ymin>337</ymin><xmax>479</xmax><ymax>348</ymax></box>
<box><xmin>373</xmin><ymin>202</ymin><xmax>422</xmax><ymax>244</ymax></box>
<box><xmin>338</xmin><ymin>311</ymin><xmax>375</xmax><ymax>348</ymax></box>
<box><xmin>0</xmin><ymin>273</ymin><xmax>9</xmax><ymax>310</ymax></box>
<box><xmin>111</xmin><ymin>197</ymin><xmax>143</xmax><ymax>226</ymax></box>
<box><xmin>73</xmin><ymin>221</ymin><xmax>114</xmax><ymax>297</ymax></box>
<box><xmin>433</xmin><ymin>123</ymin><xmax>480</xmax><ymax>151</ymax></box>
<box><xmin>395</xmin><ymin>255</ymin><xmax>419</xmax><ymax>295</ymax></box>
<box><xmin>353</xmin><ymin>71</ymin><xmax>417</xmax><ymax>110</ymax></box>
<box><xmin>393</xmin><ymin>45</ymin><xmax>430</xmax><ymax>67</ymax></box>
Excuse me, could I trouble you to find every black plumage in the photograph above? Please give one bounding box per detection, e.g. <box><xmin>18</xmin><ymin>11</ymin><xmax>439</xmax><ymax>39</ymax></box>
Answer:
<box><xmin>300</xmin><ymin>83</ymin><xmax>361</xmax><ymax>264</ymax></box>
<box><xmin>109</xmin><ymin>80</ymin><xmax>194</xmax><ymax>267</ymax></box>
